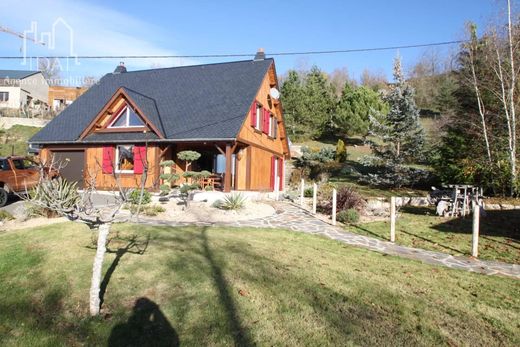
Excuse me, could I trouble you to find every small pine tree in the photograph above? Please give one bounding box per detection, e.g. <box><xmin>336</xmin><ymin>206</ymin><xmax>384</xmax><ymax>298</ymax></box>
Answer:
<box><xmin>364</xmin><ymin>56</ymin><xmax>427</xmax><ymax>188</ymax></box>
<box><xmin>369</xmin><ymin>56</ymin><xmax>425</xmax><ymax>164</ymax></box>
<box><xmin>335</xmin><ymin>139</ymin><xmax>348</xmax><ymax>163</ymax></box>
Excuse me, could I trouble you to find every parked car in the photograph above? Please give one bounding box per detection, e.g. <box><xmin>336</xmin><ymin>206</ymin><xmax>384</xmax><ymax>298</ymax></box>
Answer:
<box><xmin>0</xmin><ymin>156</ymin><xmax>42</xmax><ymax>207</ymax></box>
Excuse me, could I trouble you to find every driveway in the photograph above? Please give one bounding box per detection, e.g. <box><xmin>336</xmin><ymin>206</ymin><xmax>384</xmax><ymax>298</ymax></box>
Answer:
<box><xmin>0</xmin><ymin>192</ymin><xmax>119</xmax><ymax>218</ymax></box>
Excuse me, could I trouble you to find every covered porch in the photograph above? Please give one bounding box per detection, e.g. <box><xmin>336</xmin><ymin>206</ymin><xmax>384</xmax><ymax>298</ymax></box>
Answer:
<box><xmin>158</xmin><ymin>141</ymin><xmax>248</xmax><ymax>192</ymax></box>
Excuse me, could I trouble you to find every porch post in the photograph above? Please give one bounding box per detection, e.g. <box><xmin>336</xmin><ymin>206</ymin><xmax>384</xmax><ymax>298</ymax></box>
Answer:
<box><xmin>224</xmin><ymin>143</ymin><xmax>232</xmax><ymax>192</ymax></box>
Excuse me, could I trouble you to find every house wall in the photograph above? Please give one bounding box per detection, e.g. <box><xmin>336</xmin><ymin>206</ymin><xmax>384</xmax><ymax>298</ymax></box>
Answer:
<box><xmin>236</xmin><ymin>63</ymin><xmax>289</xmax><ymax>191</ymax></box>
<box><xmin>0</xmin><ymin>86</ymin><xmax>21</xmax><ymax>109</ymax></box>
<box><xmin>20</xmin><ymin>73</ymin><xmax>49</xmax><ymax>106</ymax></box>
<box><xmin>40</xmin><ymin>144</ymin><xmax>160</xmax><ymax>190</ymax></box>
<box><xmin>48</xmin><ymin>86</ymin><xmax>87</xmax><ymax>110</ymax></box>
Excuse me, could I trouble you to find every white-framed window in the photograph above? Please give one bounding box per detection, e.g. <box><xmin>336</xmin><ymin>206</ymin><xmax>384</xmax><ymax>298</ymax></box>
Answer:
<box><xmin>115</xmin><ymin>145</ymin><xmax>135</xmax><ymax>173</ymax></box>
<box><xmin>0</xmin><ymin>92</ymin><xmax>9</xmax><ymax>102</ymax></box>
<box><xmin>268</xmin><ymin>115</ymin><xmax>274</xmax><ymax>137</ymax></box>
<box><xmin>108</xmin><ymin>106</ymin><xmax>144</xmax><ymax>128</ymax></box>
<box><xmin>255</xmin><ymin>103</ymin><xmax>262</xmax><ymax>130</ymax></box>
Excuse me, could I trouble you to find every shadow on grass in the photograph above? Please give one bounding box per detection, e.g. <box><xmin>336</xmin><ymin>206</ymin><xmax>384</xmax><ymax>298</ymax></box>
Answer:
<box><xmin>432</xmin><ymin>209</ymin><xmax>520</xmax><ymax>242</ymax></box>
<box><xmin>108</xmin><ymin>297</ymin><xmax>179</xmax><ymax>347</ymax></box>
<box><xmin>99</xmin><ymin>233</ymin><xmax>150</xmax><ymax>309</ymax></box>
<box><xmin>400</xmin><ymin>206</ymin><xmax>436</xmax><ymax>215</ymax></box>
<box><xmin>199</xmin><ymin>227</ymin><xmax>254</xmax><ymax>346</ymax></box>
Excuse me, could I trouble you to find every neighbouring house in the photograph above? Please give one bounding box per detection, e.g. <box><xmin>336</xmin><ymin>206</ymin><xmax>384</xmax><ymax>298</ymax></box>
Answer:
<box><xmin>48</xmin><ymin>86</ymin><xmax>87</xmax><ymax>112</ymax></box>
<box><xmin>0</xmin><ymin>70</ymin><xmax>49</xmax><ymax>110</ymax></box>
<box><xmin>29</xmin><ymin>52</ymin><xmax>290</xmax><ymax>192</ymax></box>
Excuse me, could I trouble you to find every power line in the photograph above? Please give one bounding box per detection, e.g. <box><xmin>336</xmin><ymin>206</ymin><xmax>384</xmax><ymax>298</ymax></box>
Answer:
<box><xmin>0</xmin><ymin>40</ymin><xmax>466</xmax><ymax>60</ymax></box>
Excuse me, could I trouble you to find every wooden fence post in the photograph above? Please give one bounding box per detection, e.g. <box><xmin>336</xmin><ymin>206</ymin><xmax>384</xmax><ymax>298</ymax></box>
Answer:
<box><xmin>312</xmin><ymin>183</ymin><xmax>317</xmax><ymax>214</ymax></box>
<box><xmin>472</xmin><ymin>202</ymin><xmax>480</xmax><ymax>257</ymax></box>
<box><xmin>332</xmin><ymin>188</ymin><xmax>337</xmax><ymax>226</ymax></box>
<box><xmin>390</xmin><ymin>196</ymin><xmax>396</xmax><ymax>242</ymax></box>
<box><xmin>300</xmin><ymin>179</ymin><xmax>305</xmax><ymax>207</ymax></box>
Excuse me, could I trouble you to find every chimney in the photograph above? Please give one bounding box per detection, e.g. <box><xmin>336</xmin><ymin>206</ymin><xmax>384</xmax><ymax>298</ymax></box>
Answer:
<box><xmin>254</xmin><ymin>48</ymin><xmax>265</xmax><ymax>61</ymax></box>
<box><xmin>113</xmin><ymin>62</ymin><xmax>127</xmax><ymax>74</ymax></box>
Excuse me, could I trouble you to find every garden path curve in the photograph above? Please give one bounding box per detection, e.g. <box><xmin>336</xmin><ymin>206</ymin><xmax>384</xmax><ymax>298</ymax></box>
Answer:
<box><xmin>135</xmin><ymin>202</ymin><xmax>520</xmax><ymax>279</ymax></box>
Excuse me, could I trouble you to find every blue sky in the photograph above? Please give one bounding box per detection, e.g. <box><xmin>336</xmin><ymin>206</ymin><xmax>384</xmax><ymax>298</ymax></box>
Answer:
<box><xmin>0</xmin><ymin>0</ymin><xmax>502</xmax><ymax>85</ymax></box>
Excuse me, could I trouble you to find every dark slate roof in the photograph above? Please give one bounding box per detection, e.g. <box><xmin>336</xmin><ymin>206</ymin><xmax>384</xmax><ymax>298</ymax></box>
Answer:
<box><xmin>0</xmin><ymin>70</ymin><xmax>40</xmax><ymax>79</ymax></box>
<box><xmin>83</xmin><ymin>132</ymin><xmax>160</xmax><ymax>143</ymax></box>
<box><xmin>30</xmin><ymin>59</ymin><xmax>274</xmax><ymax>144</ymax></box>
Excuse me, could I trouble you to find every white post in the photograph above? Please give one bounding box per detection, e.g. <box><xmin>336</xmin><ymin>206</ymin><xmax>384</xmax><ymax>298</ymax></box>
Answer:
<box><xmin>332</xmin><ymin>188</ymin><xmax>337</xmax><ymax>226</ymax></box>
<box><xmin>472</xmin><ymin>202</ymin><xmax>480</xmax><ymax>257</ymax></box>
<box><xmin>274</xmin><ymin>176</ymin><xmax>280</xmax><ymax>201</ymax></box>
<box><xmin>300</xmin><ymin>178</ymin><xmax>305</xmax><ymax>207</ymax></box>
<box><xmin>312</xmin><ymin>183</ymin><xmax>317</xmax><ymax>214</ymax></box>
<box><xmin>390</xmin><ymin>196</ymin><xmax>396</xmax><ymax>242</ymax></box>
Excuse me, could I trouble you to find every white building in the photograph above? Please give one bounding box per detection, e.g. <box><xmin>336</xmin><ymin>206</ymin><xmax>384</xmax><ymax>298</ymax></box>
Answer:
<box><xmin>0</xmin><ymin>70</ymin><xmax>49</xmax><ymax>110</ymax></box>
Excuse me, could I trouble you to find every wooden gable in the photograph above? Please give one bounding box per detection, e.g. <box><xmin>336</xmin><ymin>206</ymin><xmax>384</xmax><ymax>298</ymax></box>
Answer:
<box><xmin>79</xmin><ymin>87</ymin><xmax>164</xmax><ymax>140</ymax></box>
<box><xmin>236</xmin><ymin>62</ymin><xmax>290</xmax><ymax>158</ymax></box>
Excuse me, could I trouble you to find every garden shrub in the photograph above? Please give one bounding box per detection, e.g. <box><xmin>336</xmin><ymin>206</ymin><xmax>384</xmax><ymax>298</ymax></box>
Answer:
<box><xmin>304</xmin><ymin>187</ymin><xmax>314</xmax><ymax>198</ymax></box>
<box><xmin>335</xmin><ymin>139</ymin><xmax>348</xmax><ymax>163</ymax></box>
<box><xmin>337</xmin><ymin>209</ymin><xmax>359</xmax><ymax>224</ymax></box>
<box><xmin>318</xmin><ymin>186</ymin><xmax>365</xmax><ymax>215</ymax></box>
<box><xmin>215</xmin><ymin>193</ymin><xmax>246</xmax><ymax>210</ymax></box>
<box><xmin>128</xmin><ymin>189</ymin><xmax>151</xmax><ymax>205</ymax></box>
<box><xmin>294</xmin><ymin>146</ymin><xmax>336</xmax><ymax>180</ymax></box>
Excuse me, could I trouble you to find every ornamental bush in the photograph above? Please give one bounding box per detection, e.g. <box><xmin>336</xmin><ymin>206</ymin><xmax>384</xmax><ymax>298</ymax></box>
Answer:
<box><xmin>337</xmin><ymin>209</ymin><xmax>359</xmax><ymax>224</ymax></box>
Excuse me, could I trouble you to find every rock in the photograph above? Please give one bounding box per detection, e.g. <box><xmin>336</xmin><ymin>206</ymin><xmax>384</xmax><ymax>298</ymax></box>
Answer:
<box><xmin>500</xmin><ymin>204</ymin><xmax>515</xmax><ymax>210</ymax></box>
<box><xmin>484</xmin><ymin>203</ymin><xmax>500</xmax><ymax>210</ymax></box>
<box><xmin>192</xmin><ymin>191</ymin><xmax>227</xmax><ymax>205</ymax></box>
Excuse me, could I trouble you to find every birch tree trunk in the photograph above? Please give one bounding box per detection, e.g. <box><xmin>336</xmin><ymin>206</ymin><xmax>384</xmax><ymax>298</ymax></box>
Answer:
<box><xmin>506</xmin><ymin>0</ymin><xmax>518</xmax><ymax>194</ymax></box>
<box><xmin>89</xmin><ymin>223</ymin><xmax>111</xmax><ymax>316</ymax></box>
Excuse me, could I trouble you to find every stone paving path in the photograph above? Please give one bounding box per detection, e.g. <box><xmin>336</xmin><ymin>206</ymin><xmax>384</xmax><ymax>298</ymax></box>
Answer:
<box><xmin>136</xmin><ymin>202</ymin><xmax>520</xmax><ymax>279</ymax></box>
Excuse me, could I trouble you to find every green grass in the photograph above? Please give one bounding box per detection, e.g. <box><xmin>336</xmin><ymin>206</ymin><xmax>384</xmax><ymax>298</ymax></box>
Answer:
<box><xmin>1</xmin><ymin>222</ymin><xmax>519</xmax><ymax>346</ymax></box>
<box><xmin>350</xmin><ymin>206</ymin><xmax>520</xmax><ymax>264</ymax></box>
<box><xmin>0</xmin><ymin>125</ymin><xmax>41</xmax><ymax>156</ymax></box>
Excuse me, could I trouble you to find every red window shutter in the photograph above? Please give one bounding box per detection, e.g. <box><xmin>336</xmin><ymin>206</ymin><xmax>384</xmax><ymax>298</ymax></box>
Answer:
<box><xmin>250</xmin><ymin>101</ymin><xmax>257</xmax><ymax>127</ymax></box>
<box><xmin>102</xmin><ymin>146</ymin><xmax>114</xmax><ymax>174</ymax></box>
<box><xmin>133</xmin><ymin>146</ymin><xmax>146</xmax><ymax>174</ymax></box>
<box><xmin>278</xmin><ymin>157</ymin><xmax>284</xmax><ymax>190</ymax></box>
<box><xmin>263</xmin><ymin>108</ymin><xmax>270</xmax><ymax>134</ymax></box>
<box><xmin>270</xmin><ymin>156</ymin><xmax>276</xmax><ymax>190</ymax></box>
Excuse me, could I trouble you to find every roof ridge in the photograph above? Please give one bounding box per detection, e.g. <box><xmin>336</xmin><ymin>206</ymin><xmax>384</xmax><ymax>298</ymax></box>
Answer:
<box><xmin>111</xmin><ymin>58</ymin><xmax>274</xmax><ymax>75</ymax></box>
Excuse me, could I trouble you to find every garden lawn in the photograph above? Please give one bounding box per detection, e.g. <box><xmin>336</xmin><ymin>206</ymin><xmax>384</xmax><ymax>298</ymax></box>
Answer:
<box><xmin>350</xmin><ymin>206</ymin><xmax>520</xmax><ymax>264</ymax></box>
<box><xmin>0</xmin><ymin>222</ymin><xmax>519</xmax><ymax>346</ymax></box>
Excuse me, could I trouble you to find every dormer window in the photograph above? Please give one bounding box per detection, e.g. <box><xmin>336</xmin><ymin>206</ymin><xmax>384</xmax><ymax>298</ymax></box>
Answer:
<box><xmin>108</xmin><ymin>106</ymin><xmax>144</xmax><ymax>128</ymax></box>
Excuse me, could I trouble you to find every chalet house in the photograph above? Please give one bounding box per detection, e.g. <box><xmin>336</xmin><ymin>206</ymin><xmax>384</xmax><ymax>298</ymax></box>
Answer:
<box><xmin>0</xmin><ymin>70</ymin><xmax>49</xmax><ymax>110</ymax></box>
<box><xmin>29</xmin><ymin>54</ymin><xmax>290</xmax><ymax>192</ymax></box>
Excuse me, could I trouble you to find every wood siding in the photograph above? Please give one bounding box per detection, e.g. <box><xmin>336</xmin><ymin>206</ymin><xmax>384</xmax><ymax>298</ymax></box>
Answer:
<box><xmin>40</xmin><ymin>145</ymin><xmax>160</xmax><ymax>190</ymax></box>
<box><xmin>236</xmin><ymin>63</ymin><xmax>289</xmax><ymax>191</ymax></box>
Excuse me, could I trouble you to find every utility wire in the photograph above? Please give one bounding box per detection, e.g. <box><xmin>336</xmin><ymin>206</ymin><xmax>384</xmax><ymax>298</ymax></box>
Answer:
<box><xmin>0</xmin><ymin>40</ymin><xmax>466</xmax><ymax>59</ymax></box>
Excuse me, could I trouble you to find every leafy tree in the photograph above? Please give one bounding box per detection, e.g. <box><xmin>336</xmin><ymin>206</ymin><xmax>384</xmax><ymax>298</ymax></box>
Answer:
<box><xmin>332</xmin><ymin>83</ymin><xmax>388</xmax><ymax>138</ymax></box>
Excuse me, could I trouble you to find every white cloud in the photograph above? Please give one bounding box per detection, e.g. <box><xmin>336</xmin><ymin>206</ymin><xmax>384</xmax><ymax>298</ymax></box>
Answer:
<box><xmin>0</xmin><ymin>0</ymin><xmax>196</xmax><ymax>75</ymax></box>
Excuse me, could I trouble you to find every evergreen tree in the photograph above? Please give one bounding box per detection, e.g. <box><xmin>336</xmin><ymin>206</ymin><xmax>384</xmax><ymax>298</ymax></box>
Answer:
<box><xmin>361</xmin><ymin>57</ymin><xmax>428</xmax><ymax>188</ymax></box>
<box><xmin>370</xmin><ymin>57</ymin><xmax>425</xmax><ymax>164</ymax></box>
<box><xmin>333</xmin><ymin>83</ymin><xmax>388</xmax><ymax>138</ymax></box>
<box><xmin>302</xmin><ymin>66</ymin><xmax>336</xmax><ymax>139</ymax></box>
<box><xmin>280</xmin><ymin>70</ymin><xmax>305</xmax><ymax>140</ymax></box>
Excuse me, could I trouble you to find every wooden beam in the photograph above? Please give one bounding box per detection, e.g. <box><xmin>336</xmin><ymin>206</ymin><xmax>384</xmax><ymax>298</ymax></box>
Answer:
<box><xmin>245</xmin><ymin>146</ymin><xmax>251</xmax><ymax>190</ymax></box>
<box><xmin>159</xmin><ymin>144</ymin><xmax>172</xmax><ymax>158</ymax></box>
<box><xmin>214</xmin><ymin>144</ymin><xmax>225</xmax><ymax>155</ymax></box>
<box><xmin>224</xmin><ymin>143</ymin><xmax>232</xmax><ymax>192</ymax></box>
